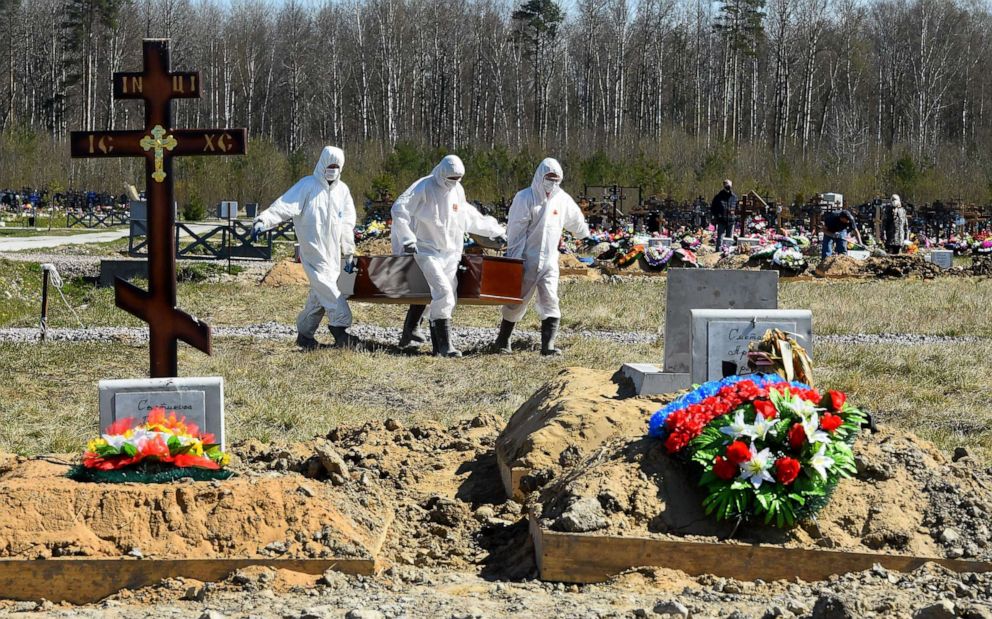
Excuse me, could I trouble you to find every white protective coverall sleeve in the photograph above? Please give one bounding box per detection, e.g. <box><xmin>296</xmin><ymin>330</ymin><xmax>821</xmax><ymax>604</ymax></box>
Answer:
<box><xmin>390</xmin><ymin>180</ymin><xmax>425</xmax><ymax>255</ymax></box>
<box><xmin>258</xmin><ymin>146</ymin><xmax>354</xmax><ymax>337</ymax></box>
<box><xmin>502</xmin><ymin>157</ymin><xmax>590</xmax><ymax>323</ymax></box>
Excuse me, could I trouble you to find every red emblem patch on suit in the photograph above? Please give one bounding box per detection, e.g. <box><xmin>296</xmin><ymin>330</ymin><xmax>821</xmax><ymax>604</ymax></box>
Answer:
<box><xmin>453</xmin><ymin>204</ymin><xmax>459</xmax><ymax>212</ymax></box>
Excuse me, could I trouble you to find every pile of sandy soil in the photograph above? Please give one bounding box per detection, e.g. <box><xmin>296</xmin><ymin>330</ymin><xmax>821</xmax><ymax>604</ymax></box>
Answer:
<box><xmin>496</xmin><ymin>368</ymin><xmax>674</xmax><ymax>500</ymax></box>
<box><xmin>0</xmin><ymin>457</ymin><xmax>391</xmax><ymax>560</ymax></box>
<box><xmin>559</xmin><ymin>254</ymin><xmax>599</xmax><ymax>279</ymax></box>
<box><xmin>815</xmin><ymin>254</ymin><xmax>944</xmax><ymax>279</ymax></box>
<box><xmin>259</xmin><ymin>259</ymin><xmax>308</xmax><ymax>287</ymax></box>
<box><xmin>231</xmin><ymin>414</ymin><xmax>532</xmax><ymax>579</ymax></box>
<box><xmin>505</xmin><ymin>371</ymin><xmax>992</xmax><ymax>561</ymax></box>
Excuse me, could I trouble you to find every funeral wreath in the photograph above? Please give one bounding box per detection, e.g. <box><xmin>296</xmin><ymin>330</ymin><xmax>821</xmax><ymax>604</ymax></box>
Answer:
<box><xmin>648</xmin><ymin>375</ymin><xmax>866</xmax><ymax>527</ymax></box>
<box><xmin>70</xmin><ymin>407</ymin><xmax>231</xmax><ymax>483</ymax></box>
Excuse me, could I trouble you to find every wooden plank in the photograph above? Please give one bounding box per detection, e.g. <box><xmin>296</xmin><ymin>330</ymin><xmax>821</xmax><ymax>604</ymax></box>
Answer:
<box><xmin>529</xmin><ymin>513</ymin><xmax>992</xmax><ymax>584</ymax></box>
<box><xmin>496</xmin><ymin>449</ymin><xmax>528</xmax><ymax>503</ymax></box>
<box><xmin>0</xmin><ymin>557</ymin><xmax>375</xmax><ymax>605</ymax></box>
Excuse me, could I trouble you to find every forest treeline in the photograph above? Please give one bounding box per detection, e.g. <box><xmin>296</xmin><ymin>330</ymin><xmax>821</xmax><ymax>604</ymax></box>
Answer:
<box><xmin>1</xmin><ymin>0</ymin><xmax>991</xmax><ymax>209</ymax></box>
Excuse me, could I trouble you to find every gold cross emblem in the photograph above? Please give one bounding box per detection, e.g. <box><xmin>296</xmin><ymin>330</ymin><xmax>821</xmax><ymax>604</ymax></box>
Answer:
<box><xmin>140</xmin><ymin>125</ymin><xmax>178</xmax><ymax>183</ymax></box>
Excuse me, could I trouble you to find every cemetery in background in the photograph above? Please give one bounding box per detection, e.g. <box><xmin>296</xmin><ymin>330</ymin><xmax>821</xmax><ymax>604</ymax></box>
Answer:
<box><xmin>3</xmin><ymin>0</ymin><xmax>992</xmax><ymax>209</ymax></box>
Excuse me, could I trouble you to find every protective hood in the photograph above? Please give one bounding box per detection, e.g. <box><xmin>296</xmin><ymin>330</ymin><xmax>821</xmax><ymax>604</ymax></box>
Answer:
<box><xmin>531</xmin><ymin>157</ymin><xmax>564</xmax><ymax>201</ymax></box>
<box><xmin>432</xmin><ymin>155</ymin><xmax>465</xmax><ymax>190</ymax></box>
<box><xmin>313</xmin><ymin>146</ymin><xmax>345</xmax><ymax>186</ymax></box>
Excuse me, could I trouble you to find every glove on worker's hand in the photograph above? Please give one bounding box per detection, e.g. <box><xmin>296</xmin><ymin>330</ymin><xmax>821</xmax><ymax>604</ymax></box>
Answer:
<box><xmin>250</xmin><ymin>221</ymin><xmax>265</xmax><ymax>242</ymax></box>
<box><xmin>403</xmin><ymin>242</ymin><xmax>418</xmax><ymax>254</ymax></box>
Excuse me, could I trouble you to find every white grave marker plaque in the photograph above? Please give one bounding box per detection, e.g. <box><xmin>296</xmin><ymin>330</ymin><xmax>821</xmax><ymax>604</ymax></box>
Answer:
<box><xmin>690</xmin><ymin>309</ymin><xmax>812</xmax><ymax>384</ymax></box>
<box><xmin>98</xmin><ymin>377</ymin><xmax>225</xmax><ymax>448</ymax></box>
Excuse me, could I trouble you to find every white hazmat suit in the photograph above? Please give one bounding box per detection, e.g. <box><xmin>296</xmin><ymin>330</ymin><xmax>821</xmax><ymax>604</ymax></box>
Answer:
<box><xmin>254</xmin><ymin>146</ymin><xmax>357</xmax><ymax>347</ymax></box>
<box><xmin>391</xmin><ymin>155</ymin><xmax>504</xmax><ymax>321</ymax></box>
<box><xmin>495</xmin><ymin>158</ymin><xmax>590</xmax><ymax>355</ymax></box>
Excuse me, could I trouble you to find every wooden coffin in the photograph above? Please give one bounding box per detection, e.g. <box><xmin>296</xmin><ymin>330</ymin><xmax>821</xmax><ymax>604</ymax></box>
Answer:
<box><xmin>340</xmin><ymin>255</ymin><xmax>525</xmax><ymax>305</ymax></box>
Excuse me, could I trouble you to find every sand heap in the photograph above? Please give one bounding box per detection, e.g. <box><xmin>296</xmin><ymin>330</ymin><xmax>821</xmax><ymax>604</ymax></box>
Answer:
<box><xmin>815</xmin><ymin>254</ymin><xmax>944</xmax><ymax>279</ymax></box>
<box><xmin>498</xmin><ymin>369</ymin><xmax>992</xmax><ymax>562</ymax></box>
<box><xmin>0</xmin><ymin>457</ymin><xmax>391</xmax><ymax>561</ymax></box>
<box><xmin>259</xmin><ymin>259</ymin><xmax>309</xmax><ymax>287</ymax></box>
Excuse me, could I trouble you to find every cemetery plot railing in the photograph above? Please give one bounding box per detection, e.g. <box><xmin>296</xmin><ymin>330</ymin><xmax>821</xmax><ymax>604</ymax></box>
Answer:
<box><xmin>270</xmin><ymin>220</ymin><xmax>296</xmax><ymax>242</ymax></box>
<box><xmin>130</xmin><ymin>222</ymin><xmax>272</xmax><ymax>260</ymax></box>
<box><xmin>175</xmin><ymin>223</ymin><xmax>226</xmax><ymax>259</ymax></box>
<box><xmin>225</xmin><ymin>220</ymin><xmax>272</xmax><ymax>260</ymax></box>
<box><xmin>66</xmin><ymin>210</ymin><xmax>130</xmax><ymax>228</ymax></box>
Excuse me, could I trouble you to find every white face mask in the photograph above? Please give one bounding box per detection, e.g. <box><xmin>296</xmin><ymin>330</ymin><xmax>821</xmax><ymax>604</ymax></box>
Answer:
<box><xmin>444</xmin><ymin>177</ymin><xmax>460</xmax><ymax>190</ymax></box>
<box><xmin>542</xmin><ymin>179</ymin><xmax>560</xmax><ymax>195</ymax></box>
<box><xmin>324</xmin><ymin>167</ymin><xmax>340</xmax><ymax>182</ymax></box>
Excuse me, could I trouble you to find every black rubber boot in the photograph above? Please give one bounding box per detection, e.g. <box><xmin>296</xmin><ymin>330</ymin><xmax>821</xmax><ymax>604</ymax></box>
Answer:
<box><xmin>540</xmin><ymin>317</ymin><xmax>562</xmax><ymax>356</ymax></box>
<box><xmin>296</xmin><ymin>334</ymin><xmax>321</xmax><ymax>351</ymax></box>
<box><xmin>493</xmin><ymin>319</ymin><xmax>516</xmax><ymax>354</ymax></box>
<box><xmin>429</xmin><ymin>320</ymin><xmax>440</xmax><ymax>356</ymax></box>
<box><xmin>329</xmin><ymin>326</ymin><xmax>360</xmax><ymax>349</ymax></box>
<box><xmin>399</xmin><ymin>305</ymin><xmax>428</xmax><ymax>348</ymax></box>
<box><xmin>432</xmin><ymin>319</ymin><xmax>462</xmax><ymax>358</ymax></box>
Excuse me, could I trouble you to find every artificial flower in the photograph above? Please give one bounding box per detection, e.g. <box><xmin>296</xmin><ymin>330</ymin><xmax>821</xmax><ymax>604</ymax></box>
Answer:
<box><xmin>720</xmin><ymin>410</ymin><xmax>753</xmax><ymax>440</ymax></box>
<box><xmin>725</xmin><ymin>440</ymin><xmax>751</xmax><ymax>464</ymax></box>
<box><xmin>753</xmin><ymin>399</ymin><xmax>777</xmax><ymax>419</ymax></box>
<box><xmin>787</xmin><ymin>423</ymin><xmax>806</xmax><ymax>450</ymax></box>
<box><xmin>774</xmin><ymin>457</ymin><xmax>801</xmax><ymax>485</ymax></box>
<box><xmin>810</xmin><ymin>444</ymin><xmax>835</xmax><ymax>479</ymax></box>
<box><xmin>739</xmin><ymin>444</ymin><xmax>775</xmax><ymax>488</ymax></box>
<box><xmin>820</xmin><ymin>413</ymin><xmax>843</xmax><ymax>433</ymax></box>
<box><xmin>713</xmin><ymin>456</ymin><xmax>737</xmax><ymax>480</ymax></box>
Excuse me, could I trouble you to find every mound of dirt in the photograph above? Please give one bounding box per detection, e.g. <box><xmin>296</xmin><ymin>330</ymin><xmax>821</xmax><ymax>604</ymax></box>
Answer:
<box><xmin>968</xmin><ymin>255</ymin><xmax>992</xmax><ymax>277</ymax></box>
<box><xmin>0</xmin><ymin>457</ymin><xmax>391</xmax><ymax>560</ymax></box>
<box><xmin>260</xmin><ymin>259</ymin><xmax>308</xmax><ymax>287</ymax></box>
<box><xmin>496</xmin><ymin>368</ymin><xmax>675</xmax><ymax>501</ymax></box>
<box><xmin>232</xmin><ymin>414</ymin><xmax>532</xmax><ymax>578</ymax></box>
<box><xmin>517</xmin><ymin>370</ymin><xmax>992</xmax><ymax>560</ymax></box>
<box><xmin>816</xmin><ymin>254</ymin><xmax>944</xmax><ymax>279</ymax></box>
<box><xmin>559</xmin><ymin>254</ymin><xmax>599</xmax><ymax>279</ymax></box>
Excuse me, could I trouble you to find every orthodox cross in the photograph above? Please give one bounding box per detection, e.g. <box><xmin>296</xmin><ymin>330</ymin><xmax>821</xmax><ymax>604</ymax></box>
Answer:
<box><xmin>70</xmin><ymin>39</ymin><xmax>247</xmax><ymax>378</ymax></box>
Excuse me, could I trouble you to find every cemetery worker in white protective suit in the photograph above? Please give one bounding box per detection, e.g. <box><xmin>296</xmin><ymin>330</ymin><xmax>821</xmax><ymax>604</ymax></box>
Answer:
<box><xmin>493</xmin><ymin>158</ymin><xmax>591</xmax><ymax>356</ymax></box>
<box><xmin>251</xmin><ymin>146</ymin><xmax>359</xmax><ymax>350</ymax></box>
<box><xmin>391</xmin><ymin>155</ymin><xmax>506</xmax><ymax>357</ymax></box>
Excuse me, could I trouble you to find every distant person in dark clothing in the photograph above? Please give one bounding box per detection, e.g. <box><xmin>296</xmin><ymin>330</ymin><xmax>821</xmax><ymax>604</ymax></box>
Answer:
<box><xmin>821</xmin><ymin>208</ymin><xmax>862</xmax><ymax>258</ymax></box>
<box><xmin>710</xmin><ymin>179</ymin><xmax>737</xmax><ymax>248</ymax></box>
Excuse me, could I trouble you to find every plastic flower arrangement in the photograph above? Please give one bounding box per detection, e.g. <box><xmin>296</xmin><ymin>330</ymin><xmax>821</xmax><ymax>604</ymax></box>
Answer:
<box><xmin>648</xmin><ymin>375</ymin><xmax>866</xmax><ymax>527</ymax></box>
<box><xmin>643</xmin><ymin>246</ymin><xmax>674</xmax><ymax>270</ymax></box>
<box><xmin>978</xmin><ymin>240</ymin><xmax>992</xmax><ymax>255</ymax></box>
<box><xmin>83</xmin><ymin>407</ymin><xmax>230</xmax><ymax>472</ymax></box>
<box><xmin>772</xmin><ymin>247</ymin><xmax>807</xmax><ymax>272</ymax></box>
<box><xmin>615</xmin><ymin>244</ymin><xmax>645</xmax><ymax>268</ymax></box>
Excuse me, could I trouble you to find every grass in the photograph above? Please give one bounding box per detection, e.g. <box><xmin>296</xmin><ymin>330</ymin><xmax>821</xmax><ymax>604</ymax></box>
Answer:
<box><xmin>2</xmin><ymin>251</ymin><xmax>990</xmax><ymax>463</ymax></box>
<box><xmin>1</xmin><ymin>338</ymin><xmax>988</xmax><ymax>463</ymax></box>
<box><xmin>0</xmin><ymin>336</ymin><xmax>660</xmax><ymax>455</ymax></box>
<box><xmin>5</xmin><ymin>259</ymin><xmax>991</xmax><ymax>338</ymax></box>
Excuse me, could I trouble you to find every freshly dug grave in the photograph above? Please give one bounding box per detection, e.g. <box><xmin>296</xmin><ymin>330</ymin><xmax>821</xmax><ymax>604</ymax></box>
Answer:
<box><xmin>0</xmin><ymin>457</ymin><xmax>391</xmax><ymax>561</ymax></box>
<box><xmin>558</xmin><ymin>254</ymin><xmax>599</xmax><ymax>279</ymax></box>
<box><xmin>259</xmin><ymin>258</ymin><xmax>308</xmax><ymax>287</ymax></box>
<box><xmin>815</xmin><ymin>254</ymin><xmax>944</xmax><ymax>279</ymax></box>
<box><xmin>496</xmin><ymin>367</ymin><xmax>675</xmax><ymax>500</ymax></box>
<box><xmin>532</xmin><ymin>421</ymin><xmax>992</xmax><ymax>561</ymax></box>
<box><xmin>232</xmin><ymin>414</ymin><xmax>533</xmax><ymax>579</ymax></box>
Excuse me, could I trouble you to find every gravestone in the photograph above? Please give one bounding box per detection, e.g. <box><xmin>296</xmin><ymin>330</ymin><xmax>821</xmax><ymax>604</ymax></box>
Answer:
<box><xmin>99</xmin><ymin>377</ymin><xmax>225</xmax><ymax>448</ymax></box>
<box><xmin>928</xmin><ymin>250</ymin><xmax>953</xmax><ymax>270</ymax></box>
<box><xmin>621</xmin><ymin>269</ymin><xmax>779</xmax><ymax>395</ymax></box>
<box><xmin>689</xmin><ymin>309</ymin><xmax>812</xmax><ymax>384</ymax></box>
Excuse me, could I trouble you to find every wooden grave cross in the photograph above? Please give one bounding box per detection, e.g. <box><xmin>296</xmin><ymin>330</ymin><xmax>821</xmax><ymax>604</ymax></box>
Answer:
<box><xmin>70</xmin><ymin>38</ymin><xmax>248</xmax><ymax>378</ymax></box>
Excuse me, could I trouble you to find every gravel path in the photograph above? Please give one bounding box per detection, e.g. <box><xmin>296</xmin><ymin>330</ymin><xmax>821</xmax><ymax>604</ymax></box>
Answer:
<box><xmin>0</xmin><ymin>322</ymin><xmax>983</xmax><ymax>347</ymax></box>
